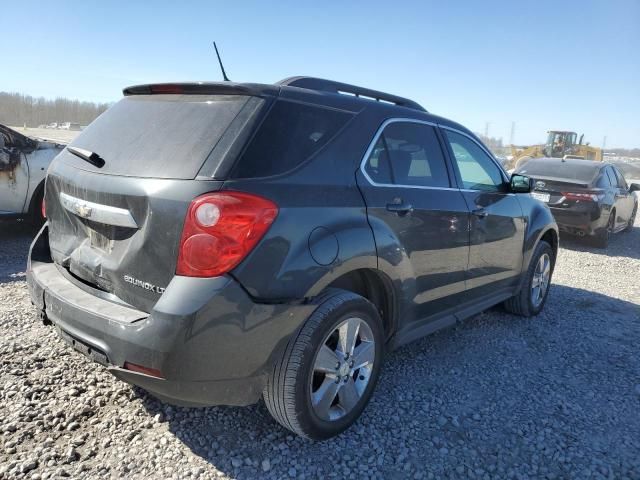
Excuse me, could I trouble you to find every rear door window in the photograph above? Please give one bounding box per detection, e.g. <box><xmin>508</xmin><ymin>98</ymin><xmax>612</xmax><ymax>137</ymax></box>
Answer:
<box><xmin>364</xmin><ymin>136</ymin><xmax>393</xmax><ymax>184</ymax></box>
<box><xmin>363</xmin><ymin>122</ymin><xmax>450</xmax><ymax>188</ymax></box>
<box><xmin>64</xmin><ymin>95</ymin><xmax>251</xmax><ymax>179</ymax></box>
<box><xmin>232</xmin><ymin>100</ymin><xmax>353</xmax><ymax>178</ymax></box>
<box><xmin>596</xmin><ymin>169</ymin><xmax>613</xmax><ymax>188</ymax></box>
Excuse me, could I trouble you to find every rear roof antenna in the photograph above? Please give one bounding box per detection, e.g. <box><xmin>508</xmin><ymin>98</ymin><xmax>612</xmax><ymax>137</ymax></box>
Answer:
<box><xmin>213</xmin><ymin>42</ymin><xmax>230</xmax><ymax>82</ymax></box>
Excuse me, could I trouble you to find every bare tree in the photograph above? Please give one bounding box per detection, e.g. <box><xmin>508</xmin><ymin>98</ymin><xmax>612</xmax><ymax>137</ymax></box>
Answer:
<box><xmin>0</xmin><ymin>91</ymin><xmax>111</xmax><ymax>127</ymax></box>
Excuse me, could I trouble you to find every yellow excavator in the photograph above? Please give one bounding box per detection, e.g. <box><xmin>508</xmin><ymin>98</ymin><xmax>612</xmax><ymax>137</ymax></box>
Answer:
<box><xmin>507</xmin><ymin>130</ymin><xmax>603</xmax><ymax>170</ymax></box>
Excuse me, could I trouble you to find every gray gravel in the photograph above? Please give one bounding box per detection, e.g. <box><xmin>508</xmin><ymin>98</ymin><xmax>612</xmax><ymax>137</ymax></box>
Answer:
<box><xmin>1</xmin><ymin>217</ymin><xmax>639</xmax><ymax>479</ymax></box>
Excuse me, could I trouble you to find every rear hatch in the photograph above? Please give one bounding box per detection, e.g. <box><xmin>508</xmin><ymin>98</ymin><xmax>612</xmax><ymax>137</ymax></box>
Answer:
<box><xmin>45</xmin><ymin>92</ymin><xmax>266</xmax><ymax>312</ymax></box>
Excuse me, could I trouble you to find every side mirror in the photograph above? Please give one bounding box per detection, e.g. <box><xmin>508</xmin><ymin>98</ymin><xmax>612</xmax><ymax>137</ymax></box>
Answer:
<box><xmin>510</xmin><ymin>174</ymin><xmax>532</xmax><ymax>193</ymax></box>
<box><xmin>630</xmin><ymin>183</ymin><xmax>640</xmax><ymax>193</ymax></box>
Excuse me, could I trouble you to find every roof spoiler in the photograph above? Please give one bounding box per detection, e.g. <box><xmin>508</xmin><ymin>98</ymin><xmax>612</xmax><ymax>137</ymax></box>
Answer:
<box><xmin>122</xmin><ymin>77</ymin><xmax>426</xmax><ymax>112</ymax></box>
<box><xmin>122</xmin><ymin>82</ymin><xmax>279</xmax><ymax>97</ymax></box>
<box><xmin>278</xmin><ymin>76</ymin><xmax>426</xmax><ymax>112</ymax></box>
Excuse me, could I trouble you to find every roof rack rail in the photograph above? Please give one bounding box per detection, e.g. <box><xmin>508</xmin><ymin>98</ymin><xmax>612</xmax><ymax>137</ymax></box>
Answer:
<box><xmin>277</xmin><ymin>77</ymin><xmax>426</xmax><ymax>112</ymax></box>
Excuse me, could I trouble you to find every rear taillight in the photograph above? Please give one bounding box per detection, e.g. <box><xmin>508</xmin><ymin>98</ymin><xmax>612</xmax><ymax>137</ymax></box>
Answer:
<box><xmin>176</xmin><ymin>191</ymin><xmax>278</xmax><ymax>277</ymax></box>
<box><xmin>41</xmin><ymin>198</ymin><xmax>46</xmax><ymax>218</ymax></box>
<box><xmin>561</xmin><ymin>192</ymin><xmax>600</xmax><ymax>202</ymax></box>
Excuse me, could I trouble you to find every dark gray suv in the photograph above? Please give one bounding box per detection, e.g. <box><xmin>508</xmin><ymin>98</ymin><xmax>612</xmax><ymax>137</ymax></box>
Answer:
<box><xmin>27</xmin><ymin>77</ymin><xmax>558</xmax><ymax>439</ymax></box>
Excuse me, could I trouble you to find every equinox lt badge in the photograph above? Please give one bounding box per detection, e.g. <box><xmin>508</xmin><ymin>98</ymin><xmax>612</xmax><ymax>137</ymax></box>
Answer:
<box><xmin>123</xmin><ymin>275</ymin><xmax>166</xmax><ymax>294</ymax></box>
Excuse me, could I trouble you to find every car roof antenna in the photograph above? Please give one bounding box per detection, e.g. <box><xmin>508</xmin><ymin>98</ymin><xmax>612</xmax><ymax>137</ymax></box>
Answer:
<box><xmin>213</xmin><ymin>42</ymin><xmax>230</xmax><ymax>82</ymax></box>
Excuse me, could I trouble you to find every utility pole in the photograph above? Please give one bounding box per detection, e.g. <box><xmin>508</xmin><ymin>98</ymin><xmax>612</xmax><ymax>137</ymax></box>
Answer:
<box><xmin>484</xmin><ymin>122</ymin><xmax>490</xmax><ymax>138</ymax></box>
<box><xmin>509</xmin><ymin>121</ymin><xmax>515</xmax><ymax>145</ymax></box>
<box><xmin>602</xmin><ymin>135</ymin><xmax>607</xmax><ymax>151</ymax></box>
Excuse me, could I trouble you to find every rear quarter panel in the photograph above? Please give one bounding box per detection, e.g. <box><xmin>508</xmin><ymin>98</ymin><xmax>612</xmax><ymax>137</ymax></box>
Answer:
<box><xmin>225</xmin><ymin>114</ymin><xmax>380</xmax><ymax>301</ymax></box>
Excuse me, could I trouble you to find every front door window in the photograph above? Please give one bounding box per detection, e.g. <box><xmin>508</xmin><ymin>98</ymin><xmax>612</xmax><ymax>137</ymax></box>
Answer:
<box><xmin>443</xmin><ymin>130</ymin><xmax>505</xmax><ymax>191</ymax></box>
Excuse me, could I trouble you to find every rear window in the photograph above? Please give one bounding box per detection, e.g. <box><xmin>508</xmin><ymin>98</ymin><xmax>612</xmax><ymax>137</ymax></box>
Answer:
<box><xmin>364</xmin><ymin>122</ymin><xmax>450</xmax><ymax>187</ymax></box>
<box><xmin>517</xmin><ymin>160</ymin><xmax>600</xmax><ymax>182</ymax></box>
<box><xmin>64</xmin><ymin>94</ymin><xmax>250</xmax><ymax>179</ymax></box>
<box><xmin>232</xmin><ymin>100</ymin><xmax>353</xmax><ymax>178</ymax></box>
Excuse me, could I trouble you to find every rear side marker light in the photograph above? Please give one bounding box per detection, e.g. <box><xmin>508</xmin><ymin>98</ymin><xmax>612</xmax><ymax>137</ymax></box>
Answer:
<box><xmin>123</xmin><ymin>361</ymin><xmax>164</xmax><ymax>379</ymax></box>
<box><xmin>176</xmin><ymin>191</ymin><xmax>278</xmax><ymax>277</ymax></box>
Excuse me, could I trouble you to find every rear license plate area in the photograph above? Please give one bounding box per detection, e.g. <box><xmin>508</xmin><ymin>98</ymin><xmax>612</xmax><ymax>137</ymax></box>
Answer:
<box><xmin>88</xmin><ymin>227</ymin><xmax>111</xmax><ymax>251</ymax></box>
<box><xmin>531</xmin><ymin>192</ymin><xmax>550</xmax><ymax>203</ymax></box>
<box><xmin>82</xmin><ymin>220</ymin><xmax>117</xmax><ymax>253</ymax></box>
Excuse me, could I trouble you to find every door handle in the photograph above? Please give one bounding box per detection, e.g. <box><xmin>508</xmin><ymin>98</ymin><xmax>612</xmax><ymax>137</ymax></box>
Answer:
<box><xmin>472</xmin><ymin>208</ymin><xmax>489</xmax><ymax>218</ymax></box>
<box><xmin>386</xmin><ymin>202</ymin><xmax>414</xmax><ymax>216</ymax></box>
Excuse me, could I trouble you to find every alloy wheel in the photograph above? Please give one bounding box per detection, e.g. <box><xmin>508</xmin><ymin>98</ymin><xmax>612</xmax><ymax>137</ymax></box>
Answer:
<box><xmin>309</xmin><ymin>317</ymin><xmax>376</xmax><ymax>421</ymax></box>
<box><xmin>531</xmin><ymin>253</ymin><xmax>551</xmax><ymax>308</ymax></box>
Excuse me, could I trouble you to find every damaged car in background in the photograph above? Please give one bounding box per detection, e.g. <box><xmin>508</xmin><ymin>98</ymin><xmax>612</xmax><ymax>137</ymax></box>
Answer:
<box><xmin>0</xmin><ymin>124</ymin><xmax>65</xmax><ymax>224</ymax></box>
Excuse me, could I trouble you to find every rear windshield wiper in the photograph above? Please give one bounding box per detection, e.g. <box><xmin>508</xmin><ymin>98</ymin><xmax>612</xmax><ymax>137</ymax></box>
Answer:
<box><xmin>67</xmin><ymin>146</ymin><xmax>106</xmax><ymax>168</ymax></box>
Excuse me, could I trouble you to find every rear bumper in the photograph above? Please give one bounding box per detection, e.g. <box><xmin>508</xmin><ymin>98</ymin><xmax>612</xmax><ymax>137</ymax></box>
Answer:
<box><xmin>549</xmin><ymin>205</ymin><xmax>604</xmax><ymax>236</ymax></box>
<box><xmin>27</xmin><ymin>225</ymin><xmax>314</xmax><ymax>407</ymax></box>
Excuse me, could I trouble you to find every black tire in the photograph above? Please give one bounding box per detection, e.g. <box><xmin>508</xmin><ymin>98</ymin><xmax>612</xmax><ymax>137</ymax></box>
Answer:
<box><xmin>27</xmin><ymin>183</ymin><xmax>46</xmax><ymax>227</ymax></box>
<box><xmin>624</xmin><ymin>204</ymin><xmax>637</xmax><ymax>233</ymax></box>
<box><xmin>504</xmin><ymin>240</ymin><xmax>554</xmax><ymax>317</ymax></box>
<box><xmin>264</xmin><ymin>289</ymin><xmax>384</xmax><ymax>440</ymax></box>
<box><xmin>592</xmin><ymin>212</ymin><xmax>614</xmax><ymax>248</ymax></box>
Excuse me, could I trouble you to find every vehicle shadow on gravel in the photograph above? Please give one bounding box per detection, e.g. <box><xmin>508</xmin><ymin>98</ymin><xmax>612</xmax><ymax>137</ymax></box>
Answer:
<box><xmin>134</xmin><ymin>283</ymin><xmax>640</xmax><ymax>478</ymax></box>
<box><xmin>0</xmin><ymin>220</ymin><xmax>38</xmax><ymax>284</ymax></box>
<box><xmin>559</xmin><ymin>226</ymin><xmax>640</xmax><ymax>261</ymax></box>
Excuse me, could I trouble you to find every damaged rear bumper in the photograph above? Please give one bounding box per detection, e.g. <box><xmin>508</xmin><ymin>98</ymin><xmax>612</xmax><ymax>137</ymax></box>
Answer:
<box><xmin>27</xmin><ymin>225</ymin><xmax>314</xmax><ymax>407</ymax></box>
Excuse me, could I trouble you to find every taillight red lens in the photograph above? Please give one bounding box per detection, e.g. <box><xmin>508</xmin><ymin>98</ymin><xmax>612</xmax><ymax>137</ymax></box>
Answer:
<box><xmin>149</xmin><ymin>84</ymin><xmax>184</xmax><ymax>94</ymax></box>
<box><xmin>562</xmin><ymin>192</ymin><xmax>599</xmax><ymax>202</ymax></box>
<box><xmin>41</xmin><ymin>198</ymin><xmax>46</xmax><ymax>218</ymax></box>
<box><xmin>176</xmin><ymin>191</ymin><xmax>278</xmax><ymax>277</ymax></box>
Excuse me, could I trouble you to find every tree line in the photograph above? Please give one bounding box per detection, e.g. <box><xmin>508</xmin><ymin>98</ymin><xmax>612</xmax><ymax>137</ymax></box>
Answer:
<box><xmin>609</xmin><ymin>148</ymin><xmax>640</xmax><ymax>158</ymax></box>
<box><xmin>0</xmin><ymin>92</ymin><xmax>111</xmax><ymax>127</ymax></box>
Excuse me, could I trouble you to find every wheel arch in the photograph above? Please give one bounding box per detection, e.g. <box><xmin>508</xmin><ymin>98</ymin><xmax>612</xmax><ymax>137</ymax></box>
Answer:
<box><xmin>27</xmin><ymin>179</ymin><xmax>46</xmax><ymax>217</ymax></box>
<box><xmin>539</xmin><ymin>228</ymin><xmax>558</xmax><ymax>259</ymax></box>
<box><xmin>518</xmin><ymin>225</ymin><xmax>558</xmax><ymax>296</ymax></box>
<box><xmin>318</xmin><ymin>268</ymin><xmax>397</xmax><ymax>342</ymax></box>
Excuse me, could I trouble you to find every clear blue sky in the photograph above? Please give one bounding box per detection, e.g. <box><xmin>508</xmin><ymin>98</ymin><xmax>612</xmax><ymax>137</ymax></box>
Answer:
<box><xmin>4</xmin><ymin>0</ymin><xmax>639</xmax><ymax>147</ymax></box>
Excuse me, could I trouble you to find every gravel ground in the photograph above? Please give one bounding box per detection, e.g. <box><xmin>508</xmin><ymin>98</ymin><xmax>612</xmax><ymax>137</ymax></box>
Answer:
<box><xmin>1</xmin><ymin>217</ymin><xmax>639</xmax><ymax>480</ymax></box>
